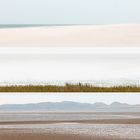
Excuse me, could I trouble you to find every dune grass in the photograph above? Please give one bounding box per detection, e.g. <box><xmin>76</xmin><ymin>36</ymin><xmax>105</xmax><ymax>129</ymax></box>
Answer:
<box><xmin>0</xmin><ymin>83</ymin><xmax>140</xmax><ymax>92</ymax></box>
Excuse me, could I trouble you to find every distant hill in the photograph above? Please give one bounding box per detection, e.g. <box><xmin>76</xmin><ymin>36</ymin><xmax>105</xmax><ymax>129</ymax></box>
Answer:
<box><xmin>0</xmin><ymin>101</ymin><xmax>139</xmax><ymax>112</ymax></box>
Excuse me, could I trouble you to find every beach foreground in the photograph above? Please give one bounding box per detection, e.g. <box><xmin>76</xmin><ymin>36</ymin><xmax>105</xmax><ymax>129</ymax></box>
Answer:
<box><xmin>0</xmin><ymin>112</ymin><xmax>139</xmax><ymax>140</ymax></box>
<box><xmin>0</xmin><ymin>121</ymin><xmax>139</xmax><ymax>140</ymax></box>
<box><xmin>0</xmin><ymin>131</ymin><xmax>116</xmax><ymax>140</ymax></box>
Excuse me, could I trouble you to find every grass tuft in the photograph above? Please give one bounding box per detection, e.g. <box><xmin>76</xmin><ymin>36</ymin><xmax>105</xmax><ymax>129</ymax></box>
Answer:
<box><xmin>0</xmin><ymin>83</ymin><xmax>140</xmax><ymax>92</ymax></box>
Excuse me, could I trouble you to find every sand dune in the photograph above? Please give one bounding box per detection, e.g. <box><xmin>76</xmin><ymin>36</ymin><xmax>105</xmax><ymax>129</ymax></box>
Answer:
<box><xmin>0</xmin><ymin>24</ymin><xmax>140</xmax><ymax>46</ymax></box>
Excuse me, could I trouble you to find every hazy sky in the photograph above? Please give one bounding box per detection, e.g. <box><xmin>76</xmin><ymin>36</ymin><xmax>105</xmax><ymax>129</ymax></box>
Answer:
<box><xmin>0</xmin><ymin>93</ymin><xmax>139</xmax><ymax>105</ymax></box>
<box><xmin>0</xmin><ymin>0</ymin><xmax>140</xmax><ymax>24</ymax></box>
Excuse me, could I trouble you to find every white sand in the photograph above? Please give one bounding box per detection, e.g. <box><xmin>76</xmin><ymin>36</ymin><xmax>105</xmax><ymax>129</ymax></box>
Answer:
<box><xmin>0</xmin><ymin>24</ymin><xmax>140</xmax><ymax>85</ymax></box>
<box><xmin>0</xmin><ymin>24</ymin><xmax>140</xmax><ymax>46</ymax></box>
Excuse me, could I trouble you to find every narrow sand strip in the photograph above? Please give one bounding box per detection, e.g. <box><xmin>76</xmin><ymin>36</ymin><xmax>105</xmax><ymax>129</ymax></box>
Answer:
<box><xmin>0</xmin><ymin>24</ymin><xmax>140</xmax><ymax>46</ymax></box>
<box><xmin>0</xmin><ymin>119</ymin><xmax>140</xmax><ymax>125</ymax></box>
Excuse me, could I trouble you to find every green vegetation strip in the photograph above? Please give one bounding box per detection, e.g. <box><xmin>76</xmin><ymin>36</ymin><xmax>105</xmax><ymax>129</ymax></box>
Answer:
<box><xmin>0</xmin><ymin>83</ymin><xmax>140</xmax><ymax>92</ymax></box>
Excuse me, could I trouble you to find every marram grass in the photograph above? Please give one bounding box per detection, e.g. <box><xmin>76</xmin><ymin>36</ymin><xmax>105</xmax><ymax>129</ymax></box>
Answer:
<box><xmin>0</xmin><ymin>83</ymin><xmax>140</xmax><ymax>92</ymax></box>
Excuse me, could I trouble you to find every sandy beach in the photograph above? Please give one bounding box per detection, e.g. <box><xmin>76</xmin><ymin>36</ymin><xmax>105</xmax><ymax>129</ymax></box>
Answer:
<box><xmin>0</xmin><ymin>112</ymin><xmax>139</xmax><ymax>140</ymax></box>
<box><xmin>0</xmin><ymin>131</ymin><xmax>115</xmax><ymax>140</ymax></box>
<box><xmin>0</xmin><ymin>120</ymin><xmax>139</xmax><ymax>140</ymax></box>
<box><xmin>0</xmin><ymin>24</ymin><xmax>140</xmax><ymax>46</ymax></box>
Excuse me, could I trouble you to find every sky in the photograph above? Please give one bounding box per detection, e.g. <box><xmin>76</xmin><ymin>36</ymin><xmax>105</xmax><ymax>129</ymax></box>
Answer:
<box><xmin>0</xmin><ymin>0</ymin><xmax>140</xmax><ymax>24</ymax></box>
<box><xmin>0</xmin><ymin>47</ymin><xmax>140</xmax><ymax>86</ymax></box>
<box><xmin>0</xmin><ymin>93</ymin><xmax>139</xmax><ymax>105</ymax></box>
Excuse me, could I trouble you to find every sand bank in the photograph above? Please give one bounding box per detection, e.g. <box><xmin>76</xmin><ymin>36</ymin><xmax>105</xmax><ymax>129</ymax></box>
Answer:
<box><xmin>0</xmin><ymin>24</ymin><xmax>140</xmax><ymax>46</ymax></box>
<box><xmin>0</xmin><ymin>121</ymin><xmax>139</xmax><ymax>140</ymax></box>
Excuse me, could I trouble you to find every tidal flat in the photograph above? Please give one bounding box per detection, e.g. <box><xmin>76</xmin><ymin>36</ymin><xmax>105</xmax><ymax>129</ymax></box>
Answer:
<box><xmin>0</xmin><ymin>112</ymin><xmax>139</xmax><ymax>140</ymax></box>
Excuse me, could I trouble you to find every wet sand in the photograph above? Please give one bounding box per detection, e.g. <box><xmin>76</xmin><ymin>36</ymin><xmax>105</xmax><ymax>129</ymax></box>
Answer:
<box><xmin>0</xmin><ymin>120</ymin><xmax>139</xmax><ymax>140</ymax></box>
<box><xmin>0</xmin><ymin>118</ymin><xmax>140</xmax><ymax>125</ymax></box>
<box><xmin>0</xmin><ymin>131</ymin><xmax>116</xmax><ymax>140</ymax></box>
<box><xmin>0</xmin><ymin>112</ymin><xmax>139</xmax><ymax>139</ymax></box>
